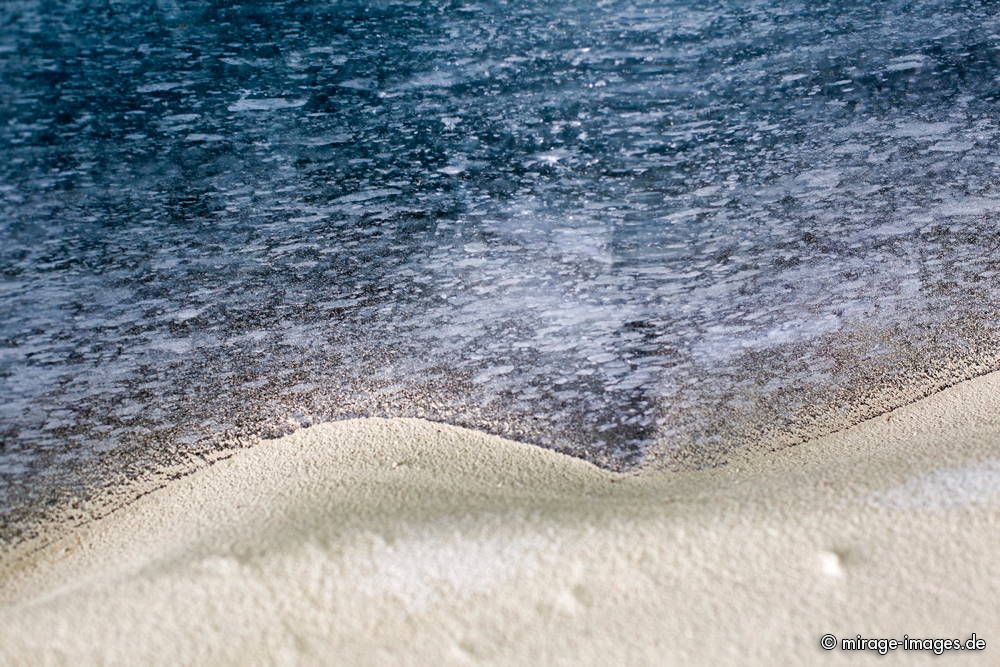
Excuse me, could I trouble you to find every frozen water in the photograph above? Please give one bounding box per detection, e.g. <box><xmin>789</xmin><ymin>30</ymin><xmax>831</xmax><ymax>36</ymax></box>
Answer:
<box><xmin>1</xmin><ymin>0</ymin><xmax>1000</xmax><ymax>535</ymax></box>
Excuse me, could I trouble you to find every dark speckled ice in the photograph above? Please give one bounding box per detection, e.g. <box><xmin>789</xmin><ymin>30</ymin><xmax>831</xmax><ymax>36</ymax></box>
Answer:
<box><xmin>2</xmin><ymin>0</ymin><xmax>1000</xmax><ymax>535</ymax></box>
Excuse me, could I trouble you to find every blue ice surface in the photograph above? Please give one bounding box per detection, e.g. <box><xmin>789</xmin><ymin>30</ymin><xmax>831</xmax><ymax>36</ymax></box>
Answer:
<box><xmin>1</xmin><ymin>0</ymin><xmax>999</xmax><ymax>532</ymax></box>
